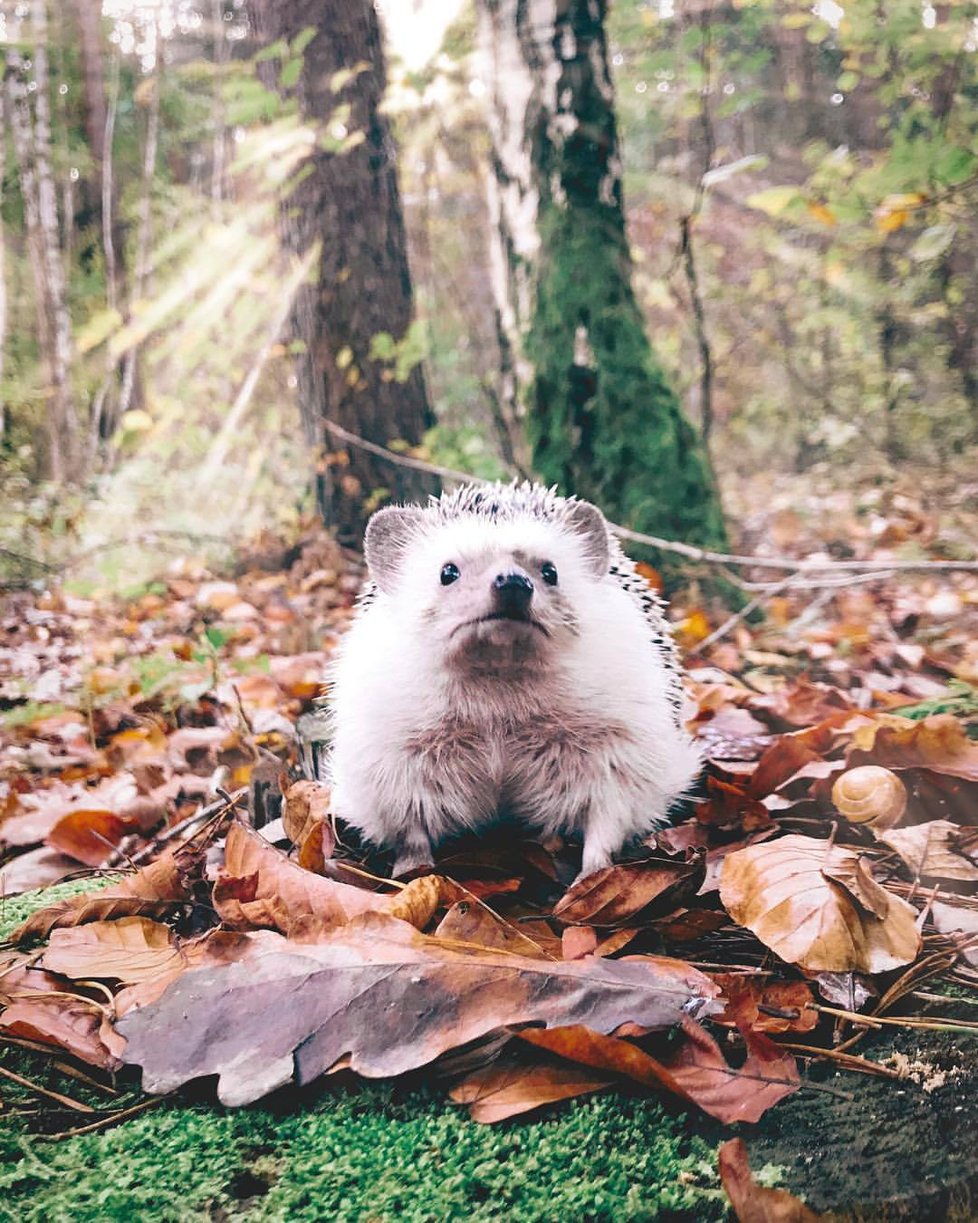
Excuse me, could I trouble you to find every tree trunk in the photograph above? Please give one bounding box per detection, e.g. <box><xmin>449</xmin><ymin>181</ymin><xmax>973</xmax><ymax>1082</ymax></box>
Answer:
<box><xmin>210</xmin><ymin>0</ymin><xmax>228</xmax><ymax>208</ymax></box>
<box><xmin>30</xmin><ymin>0</ymin><xmax>77</xmax><ymax>476</ymax></box>
<box><xmin>250</xmin><ymin>0</ymin><xmax>437</xmax><ymax>544</ymax></box>
<box><xmin>0</xmin><ymin>83</ymin><xmax>6</xmax><ymax>444</ymax></box>
<box><xmin>4</xmin><ymin>5</ymin><xmax>77</xmax><ymax>482</ymax></box>
<box><xmin>69</xmin><ymin>0</ymin><xmax>125</xmax><ymax>319</ymax></box>
<box><xmin>118</xmin><ymin>35</ymin><xmax>161</xmax><ymax>421</ymax></box>
<box><xmin>477</xmin><ymin>0</ymin><xmax>727</xmax><ymax>554</ymax></box>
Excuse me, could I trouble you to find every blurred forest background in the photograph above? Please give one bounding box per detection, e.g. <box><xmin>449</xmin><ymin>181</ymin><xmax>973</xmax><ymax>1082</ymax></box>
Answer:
<box><xmin>1</xmin><ymin>0</ymin><xmax>977</xmax><ymax>591</ymax></box>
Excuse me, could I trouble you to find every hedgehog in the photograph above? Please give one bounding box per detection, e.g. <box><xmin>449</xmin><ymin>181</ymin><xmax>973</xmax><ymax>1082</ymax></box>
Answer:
<box><xmin>326</xmin><ymin>482</ymin><xmax>702</xmax><ymax>880</ymax></box>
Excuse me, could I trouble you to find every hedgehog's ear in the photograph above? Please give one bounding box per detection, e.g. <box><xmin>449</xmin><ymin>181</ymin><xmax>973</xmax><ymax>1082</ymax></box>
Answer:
<box><xmin>364</xmin><ymin>505</ymin><xmax>423</xmax><ymax>594</ymax></box>
<box><xmin>565</xmin><ymin>499</ymin><xmax>609</xmax><ymax>577</ymax></box>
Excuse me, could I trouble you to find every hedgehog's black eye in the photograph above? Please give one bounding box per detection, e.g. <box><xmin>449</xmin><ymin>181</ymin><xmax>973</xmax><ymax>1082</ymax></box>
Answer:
<box><xmin>541</xmin><ymin>561</ymin><xmax>558</xmax><ymax>586</ymax></box>
<box><xmin>440</xmin><ymin>562</ymin><xmax>461</xmax><ymax>586</ymax></box>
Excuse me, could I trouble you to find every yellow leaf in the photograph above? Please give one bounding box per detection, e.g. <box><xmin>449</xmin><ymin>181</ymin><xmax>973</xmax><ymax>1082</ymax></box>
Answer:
<box><xmin>806</xmin><ymin>201</ymin><xmax>837</xmax><ymax>226</ymax></box>
<box><xmin>676</xmin><ymin>609</ymin><xmax>711</xmax><ymax>646</ymax></box>
<box><xmin>875</xmin><ymin>208</ymin><xmax>909</xmax><ymax>234</ymax></box>
<box><xmin>119</xmin><ymin>409</ymin><xmax>154</xmax><ymax>434</ymax></box>
<box><xmin>874</xmin><ymin>192</ymin><xmax>926</xmax><ymax>233</ymax></box>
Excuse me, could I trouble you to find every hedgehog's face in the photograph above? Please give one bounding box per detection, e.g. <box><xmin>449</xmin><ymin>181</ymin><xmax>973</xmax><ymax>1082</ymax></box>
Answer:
<box><xmin>364</xmin><ymin>500</ymin><xmax>610</xmax><ymax>674</ymax></box>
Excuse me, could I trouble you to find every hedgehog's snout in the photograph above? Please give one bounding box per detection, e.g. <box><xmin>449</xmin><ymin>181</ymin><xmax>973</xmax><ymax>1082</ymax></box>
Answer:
<box><xmin>491</xmin><ymin>571</ymin><xmax>534</xmax><ymax>620</ymax></box>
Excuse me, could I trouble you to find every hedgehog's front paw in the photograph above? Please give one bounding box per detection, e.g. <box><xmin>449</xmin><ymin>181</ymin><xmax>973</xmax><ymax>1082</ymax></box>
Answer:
<box><xmin>574</xmin><ymin>844</ymin><xmax>614</xmax><ymax>885</ymax></box>
<box><xmin>391</xmin><ymin>830</ymin><xmax>435</xmax><ymax>878</ymax></box>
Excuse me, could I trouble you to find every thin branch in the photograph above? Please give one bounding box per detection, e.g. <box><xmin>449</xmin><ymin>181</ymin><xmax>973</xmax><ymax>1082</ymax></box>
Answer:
<box><xmin>690</xmin><ymin>572</ymin><xmax>799</xmax><ymax>654</ymax></box>
<box><xmin>42</xmin><ymin>1096</ymin><xmax>163</xmax><ymax>1140</ymax></box>
<box><xmin>0</xmin><ymin>1063</ymin><xmax>96</xmax><ymax>1113</ymax></box>
<box><xmin>322</xmin><ymin>420</ymin><xmax>978</xmax><ymax>575</ymax></box>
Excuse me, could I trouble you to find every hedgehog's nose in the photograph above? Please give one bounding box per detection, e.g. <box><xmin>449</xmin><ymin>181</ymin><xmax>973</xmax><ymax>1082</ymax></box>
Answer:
<box><xmin>492</xmin><ymin>571</ymin><xmax>534</xmax><ymax>617</ymax></box>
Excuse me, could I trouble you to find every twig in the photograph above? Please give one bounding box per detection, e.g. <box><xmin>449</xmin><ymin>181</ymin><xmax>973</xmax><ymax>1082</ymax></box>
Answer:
<box><xmin>324</xmin><ymin>419</ymin><xmax>484</xmax><ymax>485</ymax></box>
<box><xmin>114</xmin><ymin>787</ymin><xmax>246</xmax><ymax>867</ymax></box>
<box><xmin>0</xmin><ymin>1063</ymin><xmax>96</xmax><ymax>1112</ymax></box>
<box><xmin>333</xmin><ymin>860</ymin><xmax>406</xmax><ymax>889</ymax></box>
<box><xmin>739</xmin><ymin>570</ymin><xmax>897</xmax><ymax>593</ymax></box>
<box><xmin>779</xmin><ymin>1043</ymin><xmax>905</xmax><ymax>1079</ymax></box>
<box><xmin>42</xmin><ymin>1096</ymin><xmax>163</xmax><ymax>1140</ymax></box>
<box><xmin>48</xmin><ymin>1060</ymin><xmax>117</xmax><ymax>1096</ymax></box>
<box><xmin>322</xmin><ymin>420</ymin><xmax>978</xmax><ymax>575</ymax></box>
<box><xmin>912</xmin><ymin>989</ymin><xmax>978</xmax><ymax>1008</ymax></box>
<box><xmin>813</xmin><ymin>1003</ymin><xmax>978</xmax><ymax>1034</ymax></box>
<box><xmin>691</xmin><ymin>572</ymin><xmax>799</xmax><ymax>654</ymax></box>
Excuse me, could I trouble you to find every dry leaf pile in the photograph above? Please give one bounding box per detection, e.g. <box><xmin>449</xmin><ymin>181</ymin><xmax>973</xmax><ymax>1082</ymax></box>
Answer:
<box><xmin>2</xmin><ymin>523</ymin><xmax>978</xmax><ymax>1144</ymax></box>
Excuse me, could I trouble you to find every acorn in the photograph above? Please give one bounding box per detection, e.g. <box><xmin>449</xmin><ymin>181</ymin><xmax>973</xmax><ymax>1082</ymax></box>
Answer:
<box><xmin>831</xmin><ymin>766</ymin><xmax>907</xmax><ymax>830</ymax></box>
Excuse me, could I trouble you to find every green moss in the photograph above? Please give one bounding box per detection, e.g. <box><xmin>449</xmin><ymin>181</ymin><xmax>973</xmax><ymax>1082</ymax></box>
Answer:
<box><xmin>1</xmin><ymin>880</ymin><xmax>726</xmax><ymax>1222</ymax></box>
<box><xmin>0</xmin><ymin>1086</ymin><xmax>726</xmax><ymax>1223</ymax></box>
<box><xmin>523</xmin><ymin>1</ymin><xmax>727</xmax><ymax>576</ymax></box>
<box><xmin>527</xmin><ymin>204</ymin><xmax>728</xmax><ymax>562</ymax></box>
<box><xmin>0</xmin><ymin>876</ymin><xmax>115</xmax><ymax>938</ymax></box>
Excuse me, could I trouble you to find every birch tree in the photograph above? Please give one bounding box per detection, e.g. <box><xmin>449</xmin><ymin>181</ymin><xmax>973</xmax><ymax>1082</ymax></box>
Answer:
<box><xmin>477</xmin><ymin>0</ymin><xmax>726</xmax><ymax>550</ymax></box>
<box><xmin>4</xmin><ymin>1</ymin><xmax>77</xmax><ymax>481</ymax></box>
<box><xmin>118</xmin><ymin>24</ymin><xmax>161</xmax><ymax>422</ymax></box>
<box><xmin>0</xmin><ymin>84</ymin><xmax>6</xmax><ymax>443</ymax></box>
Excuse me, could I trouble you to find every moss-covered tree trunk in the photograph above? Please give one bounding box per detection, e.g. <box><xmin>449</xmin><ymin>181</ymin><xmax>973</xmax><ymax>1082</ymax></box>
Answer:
<box><xmin>251</xmin><ymin>0</ymin><xmax>438</xmax><ymax>545</ymax></box>
<box><xmin>477</xmin><ymin>0</ymin><xmax>726</xmax><ymax>552</ymax></box>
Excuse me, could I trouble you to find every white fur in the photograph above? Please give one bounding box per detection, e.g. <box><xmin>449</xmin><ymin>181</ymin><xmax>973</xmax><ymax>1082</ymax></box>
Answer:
<box><xmin>327</xmin><ymin>493</ymin><xmax>701</xmax><ymax>878</ymax></box>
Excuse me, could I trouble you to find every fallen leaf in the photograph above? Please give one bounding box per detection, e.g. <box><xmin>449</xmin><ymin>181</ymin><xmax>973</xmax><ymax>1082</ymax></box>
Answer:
<box><xmin>561</xmin><ymin>926</ymin><xmax>598</xmax><ymax>960</ymax></box>
<box><xmin>450</xmin><ymin>1054</ymin><xmax>611</xmax><ymax>1122</ymax></box>
<box><xmin>0</xmin><ymin>994</ymin><xmax>121</xmax><ymax>1070</ymax></box>
<box><xmin>849</xmin><ymin>714</ymin><xmax>978</xmax><ymax>781</ymax></box>
<box><xmin>821</xmin><ymin>855</ymin><xmax>892</xmax><ymax>921</ymax></box>
<box><xmin>754</xmin><ymin>680</ymin><xmax>855</xmax><ymax>728</ymax></box>
<box><xmin>695</xmin><ymin>777</ymin><xmax>772</xmax><ymax>832</ymax></box>
<box><xmin>214</xmin><ymin>821</ymin><xmax>391</xmax><ymax>939</ymax></box>
<box><xmin>719</xmin><ymin>1137</ymin><xmax>820</xmax><ymax>1222</ymax></box>
<box><xmin>281</xmin><ymin>778</ymin><xmax>333</xmax><ymax>846</ymax></box>
<box><xmin>0</xmin><ymin>847</ymin><xmax>83</xmax><ymax>897</ymax></box>
<box><xmin>878</xmin><ymin>820</ymin><xmax>978</xmax><ymax>882</ymax></box>
<box><xmin>46</xmin><ymin>809</ymin><xmax>138</xmax><ymax>867</ymax></box>
<box><xmin>41</xmin><ymin>917</ymin><xmax>182</xmax><ymax>984</ymax></box>
<box><xmin>654</xmin><ymin>822</ymin><xmax>709</xmax><ymax>855</ymax></box>
<box><xmin>654</xmin><ymin>908</ymin><xmax>729</xmax><ymax>943</ymax></box>
<box><xmin>719</xmin><ymin>835</ymin><xmax>921</xmax><ymax>972</ymax></box>
<box><xmin>296</xmin><ymin>817</ymin><xmax>333</xmax><ymax>874</ymax></box>
<box><xmin>748</xmin><ymin>731</ymin><xmax>837</xmax><ymax>799</ymax></box>
<box><xmin>436</xmin><ymin>899</ymin><xmax>553</xmax><ymax>958</ymax></box>
<box><xmin>811</xmin><ymin>972</ymin><xmax>877</xmax><ymax>1010</ymax></box>
<box><xmin>10</xmin><ymin>844</ymin><xmax>201</xmax><ymax>942</ymax></box>
<box><xmin>930</xmin><ymin>900</ymin><xmax>978</xmax><ymax>965</ymax></box>
<box><xmin>0</xmin><ymin>774</ymin><xmax>140</xmax><ymax>847</ymax></box>
<box><xmin>385</xmin><ymin>874</ymin><xmax>466</xmax><ymax>929</ymax></box>
<box><xmin>712</xmin><ymin>975</ymin><xmax>818</xmax><ymax>1034</ymax></box>
<box><xmin>114</xmin><ymin>912</ymin><xmax>720</xmax><ymax>1106</ymax></box>
<box><xmin>554</xmin><ymin>860</ymin><xmax>699</xmax><ymax>926</ymax></box>
<box><xmin>518</xmin><ymin>1015</ymin><xmax>799</xmax><ymax>1124</ymax></box>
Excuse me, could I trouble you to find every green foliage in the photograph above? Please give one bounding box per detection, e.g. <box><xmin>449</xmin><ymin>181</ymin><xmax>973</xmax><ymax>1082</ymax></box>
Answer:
<box><xmin>423</xmin><ymin>423</ymin><xmax>509</xmax><ymax>483</ymax></box>
<box><xmin>893</xmin><ymin>681</ymin><xmax>978</xmax><ymax>727</ymax></box>
<box><xmin>369</xmin><ymin>320</ymin><xmax>429</xmax><ymax>384</ymax></box>
<box><xmin>608</xmin><ymin>0</ymin><xmax>978</xmax><ymax>473</ymax></box>
<box><xmin>0</xmin><ymin>703</ymin><xmax>67</xmax><ymax>731</ymax></box>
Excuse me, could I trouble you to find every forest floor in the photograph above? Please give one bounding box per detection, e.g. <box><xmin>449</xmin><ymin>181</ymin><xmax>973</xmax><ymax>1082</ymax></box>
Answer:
<box><xmin>2</xmin><ymin>477</ymin><xmax>978</xmax><ymax>1220</ymax></box>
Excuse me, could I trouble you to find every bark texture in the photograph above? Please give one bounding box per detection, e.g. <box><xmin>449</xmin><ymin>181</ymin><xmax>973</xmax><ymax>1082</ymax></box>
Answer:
<box><xmin>251</xmin><ymin>0</ymin><xmax>437</xmax><ymax>544</ymax></box>
<box><xmin>5</xmin><ymin>5</ymin><xmax>77</xmax><ymax>481</ymax></box>
<box><xmin>478</xmin><ymin>0</ymin><xmax>727</xmax><ymax>552</ymax></box>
